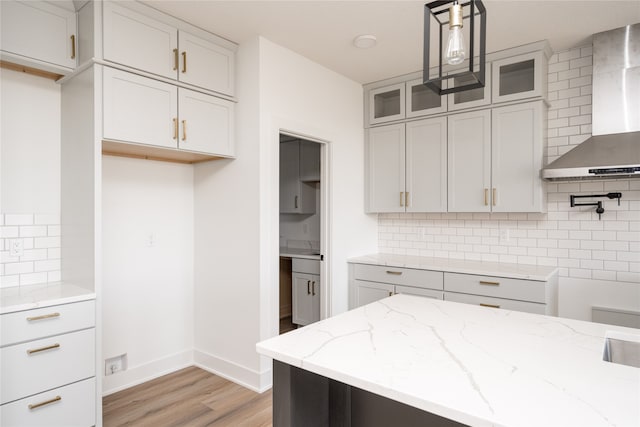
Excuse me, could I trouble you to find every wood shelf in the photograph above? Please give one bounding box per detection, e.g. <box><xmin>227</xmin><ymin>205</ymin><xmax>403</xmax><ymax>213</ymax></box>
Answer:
<box><xmin>102</xmin><ymin>140</ymin><xmax>228</xmax><ymax>164</ymax></box>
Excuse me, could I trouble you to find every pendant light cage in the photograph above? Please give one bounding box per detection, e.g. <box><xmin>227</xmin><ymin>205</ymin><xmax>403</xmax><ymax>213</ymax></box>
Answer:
<box><xmin>423</xmin><ymin>0</ymin><xmax>486</xmax><ymax>95</ymax></box>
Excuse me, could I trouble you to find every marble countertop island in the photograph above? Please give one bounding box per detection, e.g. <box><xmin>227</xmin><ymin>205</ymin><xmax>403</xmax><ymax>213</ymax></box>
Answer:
<box><xmin>257</xmin><ymin>294</ymin><xmax>640</xmax><ymax>427</ymax></box>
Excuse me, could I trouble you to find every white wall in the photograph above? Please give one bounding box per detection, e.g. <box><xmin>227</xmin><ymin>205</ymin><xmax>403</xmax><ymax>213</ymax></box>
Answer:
<box><xmin>102</xmin><ymin>155</ymin><xmax>194</xmax><ymax>394</ymax></box>
<box><xmin>378</xmin><ymin>45</ymin><xmax>640</xmax><ymax>321</ymax></box>
<box><xmin>0</xmin><ymin>69</ymin><xmax>61</xmax><ymax>287</ymax></box>
<box><xmin>193</xmin><ymin>36</ymin><xmax>377</xmax><ymax>391</ymax></box>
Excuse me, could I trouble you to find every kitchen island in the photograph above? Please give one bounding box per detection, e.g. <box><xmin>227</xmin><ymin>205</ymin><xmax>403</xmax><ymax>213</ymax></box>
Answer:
<box><xmin>256</xmin><ymin>294</ymin><xmax>640</xmax><ymax>427</ymax></box>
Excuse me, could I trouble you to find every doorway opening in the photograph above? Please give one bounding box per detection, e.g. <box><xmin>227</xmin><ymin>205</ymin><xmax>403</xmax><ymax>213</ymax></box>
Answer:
<box><xmin>278</xmin><ymin>132</ymin><xmax>326</xmax><ymax>334</ymax></box>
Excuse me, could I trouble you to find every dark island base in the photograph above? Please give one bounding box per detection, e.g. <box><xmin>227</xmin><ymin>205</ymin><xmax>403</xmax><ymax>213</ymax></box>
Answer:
<box><xmin>273</xmin><ymin>360</ymin><xmax>467</xmax><ymax>427</ymax></box>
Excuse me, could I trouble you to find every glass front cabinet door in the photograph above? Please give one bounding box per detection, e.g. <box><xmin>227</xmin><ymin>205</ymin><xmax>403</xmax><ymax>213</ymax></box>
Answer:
<box><xmin>368</xmin><ymin>83</ymin><xmax>405</xmax><ymax>125</ymax></box>
<box><xmin>405</xmin><ymin>78</ymin><xmax>447</xmax><ymax>118</ymax></box>
<box><xmin>492</xmin><ymin>51</ymin><xmax>546</xmax><ymax>104</ymax></box>
<box><xmin>447</xmin><ymin>66</ymin><xmax>492</xmax><ymax>111</ymax></box>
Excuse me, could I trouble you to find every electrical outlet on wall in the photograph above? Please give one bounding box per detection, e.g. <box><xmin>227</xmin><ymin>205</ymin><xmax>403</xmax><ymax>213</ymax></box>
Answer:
<box><xmin>9</xmin><ymin>239</ymin><xmax>24</xmax><ymax>257</ymax></box>
<box><xmin>105</xmin><ymin>353</ymin><xmax>128</xmax><ymax>376</ymax></box>
<box><xmin>499</xmin><ymin>229</ymin><xmax>510</xmax><ymax>242</ymax></box>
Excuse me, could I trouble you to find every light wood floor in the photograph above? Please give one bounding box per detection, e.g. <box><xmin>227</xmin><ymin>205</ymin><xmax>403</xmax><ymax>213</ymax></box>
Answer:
<box><xmin>103</xmin><ymin>367</ymin><xmax>272</xmax><ymax>427</ymax></box>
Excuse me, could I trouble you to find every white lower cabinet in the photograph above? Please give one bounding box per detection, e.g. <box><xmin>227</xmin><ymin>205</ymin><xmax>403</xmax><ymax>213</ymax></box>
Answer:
<box><xmin>444</xmin><ymin>292</ymin><xmax>546</xmax><ymax>314</ymax></box>
<box><xmin>0</xmin><ymin>378</ymin><xmax>96</xmax><ymax>427</ymax></box>
<box><xmin>292</xmin><ymin>259</ymin><xmax>320</xmax><ymax>326</ymax></box>
<box><xmin>103</xmin><ymin>66</ymin><xmax>235</xmax><ymax>157</ymax></box>
<box><xmin>0</xmin><ymin>300</ymin><xmax>96</xmax><ymax>427</ymax></box>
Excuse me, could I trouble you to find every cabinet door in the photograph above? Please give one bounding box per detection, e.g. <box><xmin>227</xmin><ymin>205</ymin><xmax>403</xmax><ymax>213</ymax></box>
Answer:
<box><xmin>368</xmin><ymin>83</ymin><xmax>405</xmax><ymax>125</ymax></box>
<box><xmin>299</xmin><ymin>141</ymin><xmax>320</xmax><ymax>182</ymax></box>
<box><xmin>405</xmin><ymin>117</ymin><xmax>447</xmax><ymax>212</ymax></box>
<box><xmin>103</xmin><ymin>2</ymin><xmax>177</xmax><ymax>79</ymax></box>
<box><xmin>366</xmin><ymin>124</ymin><xmax>406</xmax><ymax>213</ymax></box>
<box><xmin>103</xmin><ymin>67</ymin><xmax>178</xmax><ymax>149</ymax></box>
<box><xmin>280</xmin><ymin>141</ymin><xmax>300</xmax><ymax>213</ymax></box>
<box><xmin>405</xmin><ymin>78</ymin><xmax>447</xmax><ymax>118</ymax></box>
<box><xmin>447</xmin><ymin>110</ymin><xmax>491</xmax><ymax>212</ymax></box>
<box><xmin>447</xmin><ymin>66</ymin><xmax>492</xmax><ymax>111</ymax></box>
<box><xmin>0</xmin><ymin>0</ymin><xmax>76</xmax><ymax>69</ymax></box>
<box><xmin>394</xmin><ymin>285</ymin><xmax>443</xmax><ymax>300</ymax></box>
<box><xmin>310</xmin><ymin>274</ymin><xmax>321</xmax><ymax>324</ymax></box>
<box><xmin>353</xmin><ymin>280</ymin><xmax>394</xmax><ymax>308</ymax></box>
<box><xmin>178</xmin><ymin>31</ymin><xmax>235</xmax><ymax>96</ymax></box>
<box><xmin>492</xmin><ymin>101</ymin><xmax>545</xmax><ymax>212</ymax></box>
<box><xmin>292</xmin><ymin>273</ymin><xmax>316</xmax><ymax>326</ymax></box>
<box><xmin>492</xmin><ymin>51</ymin><xmax>545</xmax><ymax>104</ymax></box>
<box><xmin>178</xmin><ymin>88</ymin><xmax>235</xmax><ymax>156</ymax></box>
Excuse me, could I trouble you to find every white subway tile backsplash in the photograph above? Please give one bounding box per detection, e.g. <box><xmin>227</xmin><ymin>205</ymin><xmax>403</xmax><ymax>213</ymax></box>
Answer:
<box><xmin>0</xmin><ymin>275</ymin><xmax>19</xmax><ymax>288</ymax></box>
<box><xmin>34</xmin><ymin>214</ymin><xmax>60</xmax><ymax>224</ymax></box>
<box><xmin>0</xmin><ymin>227</ymin><xmax>19</xmax><ymax>238</ymax></box>
<box><xmin>19</xmin><ymin>226</ymin><xmax>47</xmax><ymax>237</ymax></box>
<box><xmin>5</xmin><ymin>262</ymin><xmax>34</xmax><ymax>275</ymax></box>
<box><xmin>20</xmin><ymin>272</ymin><xmax>48</xmax><ymax>286</ymax></box>
<box><xmin>5</xmin><ymin>214</ymin><xmax>34</xmax><ymax>226</ymax></box>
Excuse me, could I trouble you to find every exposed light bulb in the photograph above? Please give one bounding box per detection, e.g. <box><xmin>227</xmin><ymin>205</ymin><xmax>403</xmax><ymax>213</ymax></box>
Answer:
<box><xmin>445</xmin><ymin>2</ymin><xmax>466</xmax><ymax>65</ymax></box>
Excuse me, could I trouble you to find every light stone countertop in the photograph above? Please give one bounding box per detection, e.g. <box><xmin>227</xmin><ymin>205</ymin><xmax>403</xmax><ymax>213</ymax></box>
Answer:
<box><xmin>0</xmin><ymin>283</ymin><xmax>95</xmax><ymax>314</ymax></box>
<box><xmin>257</xmin><ymin>294</ymin><xmax>640</xmax><ymax>427</ymax></box>
<box><xmin>349</xmin><ymin>253</ymin><xmax>558</xmax><ymax>281</ymax></box>
<box><xmin>280</xmin><ymin>246</ymin><xmax>322</xmax><ymax>260</ymax></box>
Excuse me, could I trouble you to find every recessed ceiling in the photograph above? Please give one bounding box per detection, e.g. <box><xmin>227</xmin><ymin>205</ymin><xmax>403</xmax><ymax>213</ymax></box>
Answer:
<box><xmin>143</xmin><ymin>1</ymin><xmax>640</xmax><ymax>84</ymax></box>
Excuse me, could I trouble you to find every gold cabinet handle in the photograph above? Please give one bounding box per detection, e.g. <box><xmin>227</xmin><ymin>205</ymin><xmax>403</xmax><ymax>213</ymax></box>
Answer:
<box><xmin>27</xmin><ymin>312</ymin><xmax>60</xmax><ymax>321</ymax></box>
<box><xmin>480</xmin><ymin>303</ymin><xmax>501</xmax><ymax>309</ymax></box>
<box><xmin>27</xmin><ymin>343</ymin><xmax>60</xmax><ymax>355</ymax></box>
<box><xmin>388</xmin><ymin>291</ymin><xmax>393</xmax><ymax>297</ymax></box>
<box><xmin>311</xmin><ymin>281</ymin><xmax>316</xmax><ymax>296</ymax></box>
<box><xmin>294</xmin><ymin>195</ymin><xmax>299</xmax><ymax>209</ymax></box>
<box><xmin>479</xmin><ymin>280</ymin><xmax>500</xmax><ymax>286</ymax></box>
<box><xmin>182</xmin><ymin>51</ymin><xmax>187</xmax><ymax>73</ymax></box>
<box><xmin>405</xmin><ymin>191</ymin><xmax>409</xmax><ymax>207</ymax></box>
<box><xmin>173</xmin><ymin>48</ymin><xmax>179</xmax><ymax>71</ymax></box>
<box><xmin>173</xmin><ymin>118</ymin><xmax>178</xmax><ymax>140</ymax></box>
<box><xmin>181</xmin><ymin>120</ymin><xmax>186</xmax><ymax>141</ymax></box>
<box><xmin>484</xmin><ymin>188</ymin><xmax>488</xmax><ymax>206</ymax></box>
<box><xmin>493</xmin><ymin>188</ymin><xmax>497</xmax><ymax>206</ymax></box>
<box><xmin>386</xmin><ymin>270</ymin><xmax>402</xmax><ymax>275</ymax></box>
<box><xmin>28</xmin><ymin>395</ymin><xmax>61</xmax><ymax>410</ymax></box>
<box><xmin>307</xmin><ymin>280</ymin><xmax>311</xmax><ymax>295</ymax></box>
<box><xmin>400</xmin><ymin>191</ymin><xmax>404</xmax><ymax>207</ymax></box>
<box><xmin>70</xmin><ymin>35</ymin><xmax>76</xmax><ymax>59</ymax></box>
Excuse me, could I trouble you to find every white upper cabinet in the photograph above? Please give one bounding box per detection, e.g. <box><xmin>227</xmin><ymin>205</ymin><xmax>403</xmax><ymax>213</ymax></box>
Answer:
<box><xmin>366</xmin><ymin>124</ymin><xmax>406</xmax><ymax>212</ymax></box>
<box><xmin>492</xmin><ymin>51</ymin><xmax>547</xmax><ymax>104</ymax></box>
<box><xmin>405</xmin><ymin>78</ymin><xmax>447</xmax><ymax>118</ymax></box>
<box><xmin>103</xmin><ymin>67</ymin><xmax>178</xmax><ymax>149</ymax></box>
<box><xmin>280</xmin><ymin>141</ymin><xmax>316</xmax><ymax>214</ymax></box>
<box><xmin>299</xmin><ymin>141</ymin><xmax>320</xmax><ymax>182</ymax></box>
<box><xmin>178</xmin><ymin>88</ymin><xmax>235</xmax><ymax>156</ymax></box>
<box><xmin>102</xmin><ymin>2</ymin><xmax>235</xmax><ymax>96</ymax></box>
<box><xmin>103</xmin><ymin>1</ymin><xmax>177</xmax><ymax>80</ymax></box>
<box><xmin>447</xmin><ymin>109</ymin><xmax>492</xmax><ymax>212</ymax></box>
<box><xmin>447</xmin><ymin>66</ymin><xmax>492</xmax><ymax>111</ymax></box>
<box><xmin>405</xmin><ymin>117</ymin><xmax>447</xmax><ymax>212</ymax></box>
<box><xmin>368</xmin><ymin>83</ymin><xmax>405</xmax><ymax>125</ymax></box>
<box><xmin>0</xmin><ymin>0</ymin><xmax>77</xmax><ymax>72</ymax></box>
<box><xmin>491</xmin><ymin>101</ymin><xmax>546</xmax><ymax>212</ymax></box>
<box><xmin>178</xmin><ymin>31</ymin><xmax>235</xmax><ymax>97</ymax></box>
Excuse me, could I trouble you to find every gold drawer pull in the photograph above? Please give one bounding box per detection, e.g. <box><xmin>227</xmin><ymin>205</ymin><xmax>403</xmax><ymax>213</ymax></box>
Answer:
<box><xmin>182</xmin><ymin>51</ymin><xmax>187</xmax><ymax>73</ymax></box>
<box><xmin>388</xmin><ymin>291</ymin><xmax>393</xmax><ymax>297</ymax></box>
<box><xmin>480</xmin><ymin>303</ymin><xmax>500</xmax><ymax>309</ymax></box>
<box><xmin>307</xmin><ymin>280</ymin><xmax>311</xmax><ymax>295</ymax></box>
<box><xmin>27</xmin><ymin>343</ymin><xmax>60</xmax><ymax>355</ymax></box>
<box><xmin>28</xmin><ymin>395</ymin><xmax>61</xmax><ymax>410</ymax></box>
<box><xmin>479</xmin><ymin>280</ymin><xmax>500</xmax><ymax>286</ymax></box>
<box><xmin>386</xmin><ymin>271</ymin><xmax>402</xmax><ymax>275</ymax></box>
<box><xmin>27</xmin><ymin>312</ymin><xmax>60</xmax><ymax>321</ymax></box>
<box><xmin>484</xmin><ymin>188</ymin><xmax>488</xmax><ymax>206</ymax></box>
<box><xmin>311</xmin><ymin>281</ymin><xmax>316</xmax><ymax>296</ymax></box>
<box><xmin>181</xmin><ymin>120</ymin><xmax>187</xmax><ymax>141</ymax></box>
<box><xmin>173</xmin><ymin>48</ymin><xmax>179</xmax><ymax>71</ymax></box>
<box><xmin>173</xmin><ymin>118</ymin><xmax>178</xmax><ymax>139</ymax></box>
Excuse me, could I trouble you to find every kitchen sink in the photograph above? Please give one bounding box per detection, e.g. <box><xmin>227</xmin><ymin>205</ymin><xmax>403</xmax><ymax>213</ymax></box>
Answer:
<box><xmin>602</xmin><ymin>331</ymin><xmax>640</xmax><ymax>368</ymax></box>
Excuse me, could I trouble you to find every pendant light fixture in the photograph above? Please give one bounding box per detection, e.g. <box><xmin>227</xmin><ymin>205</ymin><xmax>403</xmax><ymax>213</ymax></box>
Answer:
<box><xmin>423</xmin><ymin>0</ymin><xmax>486</xmax><ymax>95</ymax></box>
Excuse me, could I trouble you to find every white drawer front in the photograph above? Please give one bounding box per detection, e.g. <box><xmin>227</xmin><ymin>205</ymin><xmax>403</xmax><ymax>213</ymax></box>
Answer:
<box><xmin>292</xmin><ymin>258</ymin><xmax>321</xmax><ymax>275</ymax></box>
<box><xmin>444</xmin><ymin>292</ymin><xmax>546</xmax><ymax>315</ymax></box>
<box><xmin>353</xmin><ymin>264</ymin><xmax>443</xmax><ymax>290</ymax></box>
<box><xmin>444</xmin><ymin>272</ymin><xmax>545</xmax><ymax>303</ymax></box>
<box><xmin>1</xmin><ymin>300</ymin><xmax>95</xmax><ymax>347</ymax></box>
<box><xmin>395</xmin><ymin>285</ymin><xmax>443</xmax><ymax>300</ymax></box>
<box><xmin>0</xmin><ymin>377</ymin><xmax>95</xmax><ymax>427</ymax></box>
<box><xmin>1</xmin><ymin>328</ymin><xmax>95</xmax><ymax>404</ymax></box>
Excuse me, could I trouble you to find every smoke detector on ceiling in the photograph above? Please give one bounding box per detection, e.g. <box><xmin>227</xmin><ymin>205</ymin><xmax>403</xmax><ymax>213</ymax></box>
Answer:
<box><xmin>353</xmin><ymin>34</ymin><xmax>377</xmax><ymax>49</ymax></box>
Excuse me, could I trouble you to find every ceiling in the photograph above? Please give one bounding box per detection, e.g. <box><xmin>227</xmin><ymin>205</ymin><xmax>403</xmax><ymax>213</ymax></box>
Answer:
<box><xmin>142</xmin><ymin>1</ymin><xmax>640</xmax><ymax>85</ymax></box>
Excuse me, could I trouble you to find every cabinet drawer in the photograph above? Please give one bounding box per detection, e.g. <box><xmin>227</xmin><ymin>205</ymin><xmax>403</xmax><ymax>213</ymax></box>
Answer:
<box><xmin>444</xmin><ymin>272</ymin><xmax>545</xmax><ymax>303</ymax></box>
<box><xmin>444</xmin><ymin>292</ymin><xmax>546</xmax><ymax>315</ymax></box>
<box><xmin>292</xmin><ymin>258</ymin><xmax>320</xmax><ymax>275</ymax></box>
<box><xmin>0</xmin><ymin>377</ymin><xmax>95</xmax><ymax>427</ymax></box>
<box><xmin>353</xmin><ymin>264</ymin><xmax>443</xmax><ymax>290</ymax></box>
<box><xmin>1</xmin><ymin>300</ymin><xmax>95</xmax><ymax>347</ymax></box>
<box><xmin>395</xmin><ymin>285</ymin><xmax>443</xmax><ymax>300</ymax></box>
<box><xmin>1</xmin><ymin>328</ymin><xmax>95</xmax><ymax>404</ymax></box>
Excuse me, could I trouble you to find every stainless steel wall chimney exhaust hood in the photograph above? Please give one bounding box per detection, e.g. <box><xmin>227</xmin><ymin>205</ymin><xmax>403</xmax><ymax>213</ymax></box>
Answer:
<box><xmin>542</xmin><ymin>23</ymin><xmax>640</xmax><ymax>181</ymax></box>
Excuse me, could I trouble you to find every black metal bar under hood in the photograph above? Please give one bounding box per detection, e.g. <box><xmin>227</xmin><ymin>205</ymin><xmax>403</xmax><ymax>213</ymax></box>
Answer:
<box><xmin>542</xmin><ymin>23</ymin><xmax>640</xmax><ymax>181</ymax></box>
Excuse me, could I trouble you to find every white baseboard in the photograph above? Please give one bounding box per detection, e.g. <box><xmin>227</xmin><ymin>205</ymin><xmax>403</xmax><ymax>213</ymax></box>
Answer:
<box><xmin>193</xmin><ymin>349</ymin><xmax>272</xmax><ymax>393</ymax></box>
<box><xmin>102</xmin><ymin>349</ymin><xmax>194</xmax><ymax>396</ymax></box>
